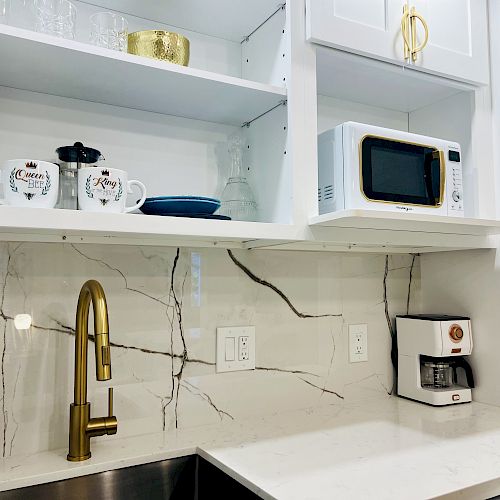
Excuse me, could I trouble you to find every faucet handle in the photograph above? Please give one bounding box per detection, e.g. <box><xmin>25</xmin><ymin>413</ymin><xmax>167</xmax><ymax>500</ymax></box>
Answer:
<box><xmin>108</xmin><ymin>387</ymin><xmax>113</xmax><ymax>417</ymax></box>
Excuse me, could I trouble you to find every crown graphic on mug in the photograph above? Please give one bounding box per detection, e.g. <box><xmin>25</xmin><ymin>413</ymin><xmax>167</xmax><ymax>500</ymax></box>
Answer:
<box><xmin>25</xmin><ymin>161</ymin><xmax>38</xmax><ymax>169</ymax></box>
<box><xmin>101</xmin><ymin>169</ymin><xmax>110</xmax><ymax>176</ymax></box>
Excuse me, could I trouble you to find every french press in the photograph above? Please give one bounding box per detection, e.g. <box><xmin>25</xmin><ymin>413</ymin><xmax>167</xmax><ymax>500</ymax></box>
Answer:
<box><xmin>56</xmin><ymin>142</ymin><xmax>103</xmax><ymax>209</ymax></box>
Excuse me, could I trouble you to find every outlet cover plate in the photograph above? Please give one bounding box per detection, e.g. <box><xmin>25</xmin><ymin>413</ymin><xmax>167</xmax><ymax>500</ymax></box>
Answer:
<box><xmin>216</xmin><ymin>326</ymin><xmax>255</xmax><ymax>373</ymax></box>
<box><xmin>349</xmin><ymin>324</ymin><xmax>368</xmax><ymax>363</ymax></box>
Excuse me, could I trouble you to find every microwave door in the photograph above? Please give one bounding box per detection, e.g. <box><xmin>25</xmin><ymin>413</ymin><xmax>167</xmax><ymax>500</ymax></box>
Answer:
<box><xmin>360</xmin><ymin>136</ymin><xmax>443</xmax><ymax>208</ymax></box>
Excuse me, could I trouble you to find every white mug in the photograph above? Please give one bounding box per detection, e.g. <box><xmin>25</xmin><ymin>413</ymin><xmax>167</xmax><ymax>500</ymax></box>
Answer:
<box><xmin>78</xmin><ymin>167</ymin><xmax>146</xmax><ymax>213</ymax></box>
<box><xmin>1</xmin><ymin>159</ymin><xmax>59</xmax><ymax>208</ymax></box>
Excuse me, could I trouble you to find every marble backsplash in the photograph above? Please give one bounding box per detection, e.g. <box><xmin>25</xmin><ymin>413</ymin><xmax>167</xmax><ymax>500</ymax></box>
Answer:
<box><xmin>0</xmin><ymin>243</ymin><xmax>421</xmax><ymax>458</ymax></box>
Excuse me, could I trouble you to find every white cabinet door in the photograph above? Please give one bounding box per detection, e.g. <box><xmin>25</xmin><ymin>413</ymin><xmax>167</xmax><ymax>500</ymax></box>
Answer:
<box><xmin>306</xmin><ymin>0</ymin><xmax>409</xmax><ymax>65</ymax></box>
<box><xmin>409</xmin><ymin>0</ymin><xmax>489</xmax><ymax>84</ymax></box>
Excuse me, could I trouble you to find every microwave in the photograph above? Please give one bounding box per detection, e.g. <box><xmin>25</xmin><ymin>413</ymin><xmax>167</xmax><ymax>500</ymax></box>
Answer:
<box><xmin>318</xmin><ymin>122</ymin><xmax>464</xmax><ymax>217</ymax></box>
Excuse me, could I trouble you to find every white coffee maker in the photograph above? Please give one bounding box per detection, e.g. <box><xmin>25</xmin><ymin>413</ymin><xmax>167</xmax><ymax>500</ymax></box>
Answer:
<box><xmin>397</xmin><ymin>314</ymin><xmax>475</xmax><ymax>406</ymax></box>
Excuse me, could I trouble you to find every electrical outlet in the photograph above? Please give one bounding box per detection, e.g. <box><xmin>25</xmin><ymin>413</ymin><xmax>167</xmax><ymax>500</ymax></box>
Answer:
<box><xmin>216</xmin><ymin>327</ymin><xmax>255</xmax><ymax>372</ymax></box>
<box><xmin>349</xmin><ymin>324</ymin><xmax>368</xmax><ymax>363</ymax></box>
<box><xmin>239</xmin><ymin>336</ymin><xmax>249</xmax><ymax>360</ymax></box>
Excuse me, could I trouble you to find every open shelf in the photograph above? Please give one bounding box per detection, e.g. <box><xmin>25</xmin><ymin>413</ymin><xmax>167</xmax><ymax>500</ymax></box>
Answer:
<box><xmin>0</xmin><ymin>25</ymin><xmax>286</xmax><ymax>126</ymax></box>
<box><xmin>0</xmin><ymin>207</ymin><xmax>301</xmax><ymax>249</ymax></box>
<box><xmin>79</xmin><ymin>0</ymin><xmax>280</xmax><ymax>42</ymax></box>
<box><xmin>316</xmin><ymin>47</ymin><xmax>472</xmax><ymax>113</ymax></box>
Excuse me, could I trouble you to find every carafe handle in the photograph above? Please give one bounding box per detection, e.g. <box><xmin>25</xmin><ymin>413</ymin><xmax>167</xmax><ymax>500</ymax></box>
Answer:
<box><xmin>455</xmin><ymin>358</ymin><xmax>475</xmax><ymax>389</ymax></box>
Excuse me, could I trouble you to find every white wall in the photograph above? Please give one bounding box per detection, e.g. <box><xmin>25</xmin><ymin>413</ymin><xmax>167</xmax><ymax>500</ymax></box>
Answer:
<box><xmin>421</xmin><ymin>250</ymin><xmax>500</xmax><ymax>405</ymax></box>
<box><xmin>490</xmin><ymin>0</ymin><xmax>500</xmax><ymax>219</ymax></box>
<box><xmin>317</xmin><ymin>95</ymin><xmax>409</xmax><ymax>134</ymax></box>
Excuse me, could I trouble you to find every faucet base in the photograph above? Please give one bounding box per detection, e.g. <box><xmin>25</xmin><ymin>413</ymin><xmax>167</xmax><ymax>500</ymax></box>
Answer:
<box><xmin>67</xmin><ymin>403</ymin><xmax>92</xmax><ymax>462</ymax></box>
<box><xmin>67</xmin><ymin>452</ymin><xmax>91</xmax><ymax>462</ymax></box>
<box><xmin>67</xmin><ymin>401</ymin><xmax>118</xmax><ymax>462</ymax></box>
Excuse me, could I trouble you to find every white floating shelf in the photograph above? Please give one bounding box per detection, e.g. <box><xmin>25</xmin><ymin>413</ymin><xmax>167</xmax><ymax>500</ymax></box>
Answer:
<box><xmin>296</xmin><ymin>209</ymin><xmax>500</xmax><ymax>254</ymax></box>
<box><xmin>310</xmin><ymin>210</ymin><xmax>500</xmax><ymax>235</ymax></box>
<box><xmin>316</xmin><ymin>47</ymin><xmax>472</xmax><ymax>113</ymax></box>
<box><xmin>0</xmin><ymin>206</ymin><xmax>300</xmax><ymax>249</ymax></box>
<box><xmin>0</xmin><ymin>207</ymin><xmax>497</xmax><ymax>254</ymax></box>
<box><xmin>0</xmin><ymin>25</ymin><xmax>286</xmax><ymax>126</ymax></box>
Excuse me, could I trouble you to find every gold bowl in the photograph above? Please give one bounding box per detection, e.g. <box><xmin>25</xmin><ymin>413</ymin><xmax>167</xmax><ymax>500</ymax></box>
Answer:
<box><xmin>127</xmin><ymin>30</ymin><xmax>190</xmax><ymax>66</ymax></box>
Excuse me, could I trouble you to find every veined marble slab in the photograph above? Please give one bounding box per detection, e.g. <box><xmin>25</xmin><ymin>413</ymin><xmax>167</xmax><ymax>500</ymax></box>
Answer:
<box><xmin>0</xmin><ymin>242</ymin><xmax>420</xmax><ymax>458</ymax></box>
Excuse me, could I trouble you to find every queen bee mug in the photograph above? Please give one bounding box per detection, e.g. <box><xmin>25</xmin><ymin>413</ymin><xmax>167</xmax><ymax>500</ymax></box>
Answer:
<box><xmin>1</xmin><ymin>159</ymin><xmax>59</xmax><ymax>208</ymax></box>
<box><xmin>78</xmin><ymin>167</ymin><xmax>146</xmax><ymax>213</ymax></box>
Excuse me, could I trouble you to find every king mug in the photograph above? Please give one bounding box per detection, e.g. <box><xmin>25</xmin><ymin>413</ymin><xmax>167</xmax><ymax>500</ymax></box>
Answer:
<box><xmin>78</xmin><ymin>167</ymin><xmax>146</xmax><ymax>213</ymax></box>
<box><xmin>1</xmin><ymin>159</ymin><xmax>59</xmax><ymax>208</ymax></box>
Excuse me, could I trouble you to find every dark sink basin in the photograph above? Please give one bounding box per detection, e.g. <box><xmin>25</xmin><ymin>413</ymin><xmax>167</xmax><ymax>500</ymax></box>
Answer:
<box><xmin>0</xmin><ymin>455</ymin><xmax>261</xmax><ymax>500</ymax></box>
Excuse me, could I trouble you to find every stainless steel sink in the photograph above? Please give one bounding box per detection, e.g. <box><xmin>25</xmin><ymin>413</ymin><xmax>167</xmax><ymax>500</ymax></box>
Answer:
<box><xmin>0</xmin><ymin>455</ymin><xmax>261</xmax><ymax>500</ymax></box>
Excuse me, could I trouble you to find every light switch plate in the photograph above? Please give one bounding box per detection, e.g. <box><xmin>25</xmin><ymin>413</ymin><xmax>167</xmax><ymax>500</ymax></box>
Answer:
<box><xmin>349</xmin><ymin>324</ymin><xmax>368</xmax><ymax>363</ymax></box>
<box><xmin>216</xmin><ymin>326</ymin><xmax>255</xmax><ymax>372</ymax></box>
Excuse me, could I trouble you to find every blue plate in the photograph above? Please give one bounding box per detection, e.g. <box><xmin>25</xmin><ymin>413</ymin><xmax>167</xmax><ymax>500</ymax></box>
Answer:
<box><xmin>140</xmin><ymin>196</ymin><xmax>221</xmax><ymax>216</ymax></box>
<box><xmin>148</xmin><ymin>213</ymin><xmax>231</xmax><ymax>220</ymax></box>
<box><xmin>146</xmin><ymin>195</ymin><xmax>220</xmax><ymax>203</ymax></box>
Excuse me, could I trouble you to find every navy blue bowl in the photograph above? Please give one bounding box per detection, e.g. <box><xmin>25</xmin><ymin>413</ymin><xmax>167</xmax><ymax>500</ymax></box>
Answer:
<box><xmin>140</xmin><ymin>196</ymin><xmax>221</xmax><ymax>216</ymax></box>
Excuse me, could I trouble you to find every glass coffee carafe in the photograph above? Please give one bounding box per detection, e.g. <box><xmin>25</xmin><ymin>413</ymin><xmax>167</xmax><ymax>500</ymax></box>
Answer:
<box><xmin>420</xmin><ymin>356</ymin><xmax>475</xmax><ymax>390</ymax></box>
<box><xmin>421</xmin><ymin>360</ymin><xmax>453</xmax><ymax>388</ymax></box>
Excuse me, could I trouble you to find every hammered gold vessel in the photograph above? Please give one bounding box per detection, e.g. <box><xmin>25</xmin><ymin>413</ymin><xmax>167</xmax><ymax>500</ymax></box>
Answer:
<box><xmin>128</xmin><ymin>30</ymin><xmax>190</xmax><ymax>66</ymax></box>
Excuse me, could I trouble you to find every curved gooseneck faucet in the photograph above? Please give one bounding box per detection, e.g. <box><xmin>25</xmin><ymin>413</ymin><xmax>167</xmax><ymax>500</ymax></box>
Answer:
<box><xmin>67</xmin><ymin>280</ymin><xmax>117</xmax><ymax>461</ymax></box>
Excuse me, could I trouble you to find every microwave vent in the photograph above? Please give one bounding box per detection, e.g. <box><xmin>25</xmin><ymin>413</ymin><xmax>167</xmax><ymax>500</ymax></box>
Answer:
<box><xmin>323</xmin><ymin>185</ymin><xmax>334</xmax><ymax>200</ymax></box>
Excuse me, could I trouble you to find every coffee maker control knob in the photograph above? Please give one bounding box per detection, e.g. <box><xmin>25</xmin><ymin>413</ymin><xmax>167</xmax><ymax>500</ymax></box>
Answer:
<box><xmin>449</xmin><ymin>325</ymin><xmax>464</xmax><ymax>342</ymax></box>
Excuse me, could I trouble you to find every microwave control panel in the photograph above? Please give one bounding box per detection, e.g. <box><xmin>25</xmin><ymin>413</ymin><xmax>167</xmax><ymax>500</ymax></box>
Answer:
<box><xmin>448</xmin><ymin>148</ymin><xmax>463</xmax><ymax>214</ymax></box>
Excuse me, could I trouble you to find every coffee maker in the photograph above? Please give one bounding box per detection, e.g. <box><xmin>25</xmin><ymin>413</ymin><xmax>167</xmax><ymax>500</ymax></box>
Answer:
<box><xmin>397</xmin><ymin>314</ymin><xmax>475</xmax><ymax>406</ymax></box>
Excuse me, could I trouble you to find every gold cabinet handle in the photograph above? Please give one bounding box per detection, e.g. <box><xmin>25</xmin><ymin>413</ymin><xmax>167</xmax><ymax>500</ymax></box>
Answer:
<box><xmin>410</xmin><ymin>6</ymin><xmax>429</xmax><ymax>62</ymax></box>
<box><xmin>401</xmin><ymin>5</ymin><xmax>429</xmax><ymax>63</ymax></box>
<box><xmin>401</xmin><ymin>4</ymin><xmax>411</xmax><ymax>61</ymax></box>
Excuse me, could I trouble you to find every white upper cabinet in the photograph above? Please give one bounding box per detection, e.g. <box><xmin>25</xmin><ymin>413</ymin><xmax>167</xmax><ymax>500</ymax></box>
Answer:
<box><xmin>306</xmin><ymin>0</ymin><xmax>490</xmax><ymax>85</ymax></box>
<box><xmin>306</xmin><ymin>0</ymin><xmax>407</xmax><ymax>64</ymax></box>
<box><xmin>409</xmin><ymin>0</ymin><xmax>489</xmax><ymax>85</ymax></box>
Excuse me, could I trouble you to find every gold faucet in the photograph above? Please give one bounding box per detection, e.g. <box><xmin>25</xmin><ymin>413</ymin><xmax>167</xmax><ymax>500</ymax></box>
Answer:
<box><xmin>67</xmin><ymin>280</ymin><xmax>117</xmax><ymax>462</ymax></box>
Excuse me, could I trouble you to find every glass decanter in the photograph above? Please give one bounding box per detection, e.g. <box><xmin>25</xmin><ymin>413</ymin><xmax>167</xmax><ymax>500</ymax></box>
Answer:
<box><xmin>220</xmin><ymin>134</ymin><xmax>258</xmax><ymax>222</ymax></box>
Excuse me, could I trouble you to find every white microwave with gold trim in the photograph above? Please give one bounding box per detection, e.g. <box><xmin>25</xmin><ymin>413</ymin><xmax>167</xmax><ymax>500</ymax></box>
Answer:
<box><xmin>318</xmin><ymin>122</ymin><xmax>464</xmax><ymax>217</ymax></box>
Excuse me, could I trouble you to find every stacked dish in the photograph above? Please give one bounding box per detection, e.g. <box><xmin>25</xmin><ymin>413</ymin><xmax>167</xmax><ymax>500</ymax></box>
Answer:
<box><xmin>139</xmin><ymin>196</ymin><xmax>229</xmax><ymax>220</ymax></box>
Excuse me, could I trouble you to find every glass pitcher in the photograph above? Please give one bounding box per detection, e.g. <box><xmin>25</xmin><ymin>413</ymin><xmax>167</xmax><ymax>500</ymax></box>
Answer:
<box><xmin>219</xmin><ymin>134</ymin><xmax>257</xmax><ymax>222</ymax></box>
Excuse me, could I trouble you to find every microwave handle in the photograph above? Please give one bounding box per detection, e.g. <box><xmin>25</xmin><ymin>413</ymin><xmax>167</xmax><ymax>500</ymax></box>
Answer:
<box><xmin>438</xmin><ymin>150</ymin><xmax>445</xmax><ymax>205</ymax></box>
<box><xmin>427</xmin><ymin>150</ymin><xmax>445</xmax><ymax>205</ymax></box>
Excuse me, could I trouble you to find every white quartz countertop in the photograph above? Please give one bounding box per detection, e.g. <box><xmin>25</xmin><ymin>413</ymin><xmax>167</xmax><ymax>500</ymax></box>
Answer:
<box><xmin>2</xmin><ymin>395</ymin><xmax>500</xmax><ymax>499</ymax></box>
